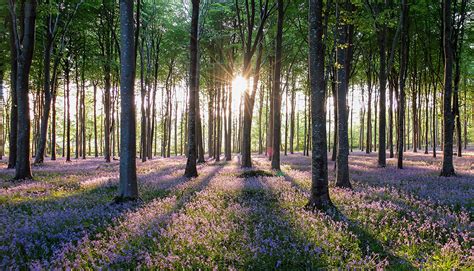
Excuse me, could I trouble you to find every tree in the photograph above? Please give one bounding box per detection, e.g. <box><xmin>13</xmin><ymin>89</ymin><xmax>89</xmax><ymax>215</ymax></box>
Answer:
<box><xmin>7</xmin><ymin>12</ymin><xmax>17</xmax><ymax>169</ymax></box>
<box><xmin>397</xmin><ymin>0</ymin><xmax>408</xmax><ymax>169</ymax></box>
<box><xmin>335</xmin><ymin>0</ymin><xmax>352</xmax><ymax>189</ymax></box>
<box><xmin>9</xmin><ymin>0</ymin><xmax>38</xmax><ymax>180</ymax></box>
<box><xmin>184</xmin><ymin>0</ymin><xmax>200</xmax><ymax>178</ymax></box>
<box><xmin>237</xmin><ymin>0</ymin><xmax>272</xmax><ymax>168</ymax></box>
<box><xmin>307</xmin><ymin>0</ymin><xmax>332</xmax><ymax>210</ymax></box>
<box><xmin>34</xmin><ymin>0</ymin><xmax>83</xmax><ymax>164</ymax></box>
<box><xmin>117</xmin><ymin>0</ymin><xmax>138</xmax><ymax>200</ymax></box>
<box><xmin>271</xmin><ymin>0</ymin><xmax>284</xmax><ymax>171</ymax></box>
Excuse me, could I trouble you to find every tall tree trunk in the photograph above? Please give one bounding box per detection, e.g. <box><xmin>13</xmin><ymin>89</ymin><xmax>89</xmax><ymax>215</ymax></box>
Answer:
<box><xmin>335</xmin><ymin>1</ymin><xmax>351</xmax><ymax>188</ymax></box>
<box><xmin>93</xmin><ymin>82</ymin><xmax>98</xmax><ymax>157</ymax></box>
<box><xmin>140</xmin><ymin>41</ymin><xmax>147</xmax><ymax>162</ymax></box>
<box><xmin>397</xmin><ymin>0</ymin><xmax>409</xmax><ymax>169</ymax></box>
<box><xmin>184</xmin><ymin>0</ymin><xmax>200</xmax><ymax>177</ymax></box>
<box><xmin>34</xmin><ymin>24</ymin><xmax>53</xmax><ymax>164</ymax></box>
<box><xmin>307</xmin><ymin>0</ymin><xmax>332</xmax><ymax>210</ymax></box>
<box><xmin>208</xmin><ymin>82</ymin><xmax>214</xmax><ymax>158</ymax></box>
<box><xmin>51</xmin><ymin>83</ymin><xmax>57</xmax><ymax>160</ymax></box>
<box><xmin>440</xmin><ymin>0</ymin><xmax>455</xmax><ymax>176</ymax></box>
<box><xmin>331</xmin><ymin>76</ymin><xmax>337</xmax><ymax>161</ymax></box>
<box><xmin>225</xmin><ymin>75</ymin><xmax>232</xmax><ymax>161</ymax></box>
<box><xmin>8</xmin><ymin>14</ymin><xmax>18</xmax><ymax>169</ymax></box>
<box><xmin>377</xmin><ymin>17</ymin><xmax>387</xmax><ymax>167</ymax></box>
<box><xmin>388</xmin><ymin>77</ymin><xmax>394</xmax><ymax>158</ymax></box>
<box><xmin>289</xmin><ymin>81</ymin><xmax>296</xmax><ymax>154</ymax></box>
<box><xmin>271</xmin><ymin>0</ymin><xmax>284</xmax><ymax>170</ymax></box>
<box><xmin>11</xmin><ymin>0</ymin><xmax>37</xmax><ymax>179</ymax></box>
<box><xmin>118</xmin><ymin>0</ymin><xmax>138</xmax><ymax>200</ymax></box>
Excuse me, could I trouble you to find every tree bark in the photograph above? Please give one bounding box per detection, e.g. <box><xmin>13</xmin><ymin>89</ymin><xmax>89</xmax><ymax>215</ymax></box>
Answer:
<box><xmin>10</xmin><ymin>0</ymin><xmax>37</xmax><ymax>180</ymax></box>
<box><xmin>271</xmin><ymin>0</ymin><xmax>284</xmax><ymax>170</ymax></box>
<box><xmin>118</xmin><ymin>0</ymin><xmax>138</xmax><ymax>200</ymax></box>
<box><xmin>335</xmin><ymin>1</ymin><xmax>351</xmax><ymax>188</ymax></box>
<box><xmin>307</xmin><ymin>0</ymin><xmax>332</xmax><ymax>210</ymax></box>
<box><xmin>377</xmin><ymin>16</ymin><xmax>387</xmax><ymax>167</ymax></box>
<box><xmin>397</xmin><ymin>0</ymin><xmax>409</xmax><ymax>169</ymax></box>
<box><xmin>184</xmin><ymin>0</ymin><xmax>200</xmax><ymax>177</ymax></box>
<box><xmin>440</xmin><ymin>0</ymin><xmax>455</xmax><ymax>176</ymax></box>
<box><xmin>7</xmin><ymin>14</ymin><xmax>18</xmax><ymax>169</ymax></box>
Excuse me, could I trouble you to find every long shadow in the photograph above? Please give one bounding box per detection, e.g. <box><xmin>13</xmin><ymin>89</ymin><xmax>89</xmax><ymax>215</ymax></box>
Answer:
<box><xmin>97</xmin><ymin>162</ymin><xmax>227</xmax><ymax>269</ymax></box>
<box><xmin>1</xmin><ymin>162</ymin><xmax>223</xmax><ymax>268</ymax></box>
<box><xmin>282</xmin><ymin>172</ymin><xmax>417</xmax><ymax>270</ymax></box>
<box><xmin>0</xmin><ymin>161</ymin><xmax>186</xmax><ymax>202</ymax></box>
<box><xmin>239</xmin><ymin>176</ymin><xmax>331</xmax><ymax>269</ymax></box>
<box><xmin>329</xmin><ymin>208</ymin><xmax>417</xmax><ymax>270</ymax></box>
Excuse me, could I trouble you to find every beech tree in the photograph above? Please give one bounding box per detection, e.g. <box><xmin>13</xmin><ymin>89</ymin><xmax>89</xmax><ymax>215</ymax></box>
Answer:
<box><xmin>307</xmin><ymin>0</ymin><xmax>332</xmax><ymax>210</ymax></box>
<box><xmin>9</xmin><ymin>0</ymin><xmax>38</xmax><ymax>180</ymax></box>
<box><xmin>184</xmin><ymin>0</ymin><xmax>200</xmax><ymax>178</ymax></box>
<box><xmin>117</xmin><ymin>0</ymin><xmax>138</xmax><ymax>200</ymax></box>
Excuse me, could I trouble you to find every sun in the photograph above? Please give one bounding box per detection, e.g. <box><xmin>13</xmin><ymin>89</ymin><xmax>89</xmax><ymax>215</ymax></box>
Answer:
<box><xmin>232</xmin><ymin>75</ymin><xmax>248</xmax><ymax>95</ymax></box>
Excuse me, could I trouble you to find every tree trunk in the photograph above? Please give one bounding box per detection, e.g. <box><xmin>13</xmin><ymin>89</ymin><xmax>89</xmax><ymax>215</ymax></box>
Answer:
<box><xmin>184</xmin><ymin>0</ymin><xmax>200</xmax><ymax>177</ymax></box>
<box><xmin>289</xmin><ymin>81</ymin><xmax>296</xmax><ymax>154</ymax></box>
<box><xmin>440</xmin><ymin>0</ymin><xmax>455</xmax><ymax>176</ymax></box>
<box><xmin>388</xmin><ymin>77</ymin><xmax>394</xmax><ymax>158</ymax></box>
<box><xmin>271</xmin><ymin>0</ymin><xmax>284</xmax><ymax>170</ymax></box>
<box><xmin>377</xmin><ymin>19</ymin><xmax>387</xmax><ymax>167</ymax></box>
<box><xmin>397</xmin><ymin>0</ymin><xmax>409</xmax><ymax>169</ymax></box>
<box><xmin>8</xmin><ymin>15</ymin><xmax>18</xmax><ymax>169</ymax></box>
<box><xmin>118</xmin><ymin>0</ymin><xmax>138</xmax><ymax>200</ymax></box>
<box><xmin>335</xmin><ymin>1</ymin><xmax>351</xmax><ymax>188</ymax></box>
<box><xmin>11</xmin><ymin>0</ymin><xmax>37</xmax><ymax>180</ymax></box>
<box><xmin>307</xmin><ymin>0</ymin><xmax>332</xmax><ymax>210</ymax></box>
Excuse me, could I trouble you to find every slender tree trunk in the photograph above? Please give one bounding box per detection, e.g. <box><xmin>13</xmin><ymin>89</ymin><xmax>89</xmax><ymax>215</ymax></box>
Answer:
<box><xmin>335</xmin><ymin>1</ymin><xmax>351</xmax><ymax>188</ymax></box>
<box><xmin>34</xmin><ymin>28</ymin><xmax>53</xmax><ymax>164</ymax></box>
<box><xmin>440</xmin><ymin>0</ymin><xmax>455</xmax><ymax>176</ymax></box>
<box><xmin>398</xmin><ymin>0</ymin><xmax>409</xmax><ymax>169</ymax></box>
<box><xmin>8</xmin><ymin>15</ymin><xmax>18</xmax><ymax>169</ymax></box>
<box><xmin>378</xmin><ymin>19</ymin><xmax>387</xmax><ymax>167</ymax></box>
<box><xmin>290</xmin><ymin>81</ymin><xmax>296</xmax><ymax>154</ymax></box>
<box><xmin>271</xmin><ymin>0</ymin><xmax>284</xmax><ymax>170</ymax></box>
<box><xmin>389</xmin><ymin>77</ymin><xmax>394</xmax><ymax>158</ymax></box>
<box><xmin>225</xmin><ymin>76</ymin><xmax>232</xmax><ymax>161</ymax></box>
<box><xmin>184</xmin><ymin>0</ymin><xmax>200</xmax><ymax>177</ymax></box>
<box><xmin>331</xmin><ymin>77</ymin><xmax>337</xmax><ymax>161</ymax></box>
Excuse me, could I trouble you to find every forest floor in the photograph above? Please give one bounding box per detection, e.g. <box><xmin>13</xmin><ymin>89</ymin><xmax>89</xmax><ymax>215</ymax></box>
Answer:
<box><xmin>0</xmin><ymin>150</ymin><xmax>472</xmax><ymax>269</ymax></box>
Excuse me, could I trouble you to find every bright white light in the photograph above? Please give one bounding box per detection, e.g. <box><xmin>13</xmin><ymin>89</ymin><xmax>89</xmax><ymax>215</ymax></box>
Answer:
<box><xmin>232</xmin><ymin>75</ymin><xmax>247</xmax><ymax>95</ymax></box>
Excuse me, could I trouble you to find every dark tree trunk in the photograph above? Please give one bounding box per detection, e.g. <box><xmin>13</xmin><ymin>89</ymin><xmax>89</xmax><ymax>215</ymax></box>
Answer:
<box><xmin>258</xmin><ymin>84</ymin><xmax>264</xmax><ymax>154</ymax></box>
<box><xmin>377</xmin><ymin>18</ymin><xmax>387</xmax><ymax>167</ymax></box>
<box><xmin>11</xmin><ymin>0</ymin><xmax>37</xmax><ymax>180</ymax></box>
<box><xmin>335</xmin><ymin>1</ymin><xmax>351</xmax><ymax>188</ymax></box>
<box><xmin>184</xmin><ymin>0</ymin><xmax>200</xmax><ymax>177</ymax></box>
<box><xmin>389</xmin><ymin>77</ymin><xmax>394</xmax><ymax>158</ymax></box>
<box><xmin>93</xmin><ymin>82</ymin><xmax>98</xmax><ymax>157</ymax></box>
<box><xmin>34</xmin><ymin>20</ymin><xmax>53</xmax><ymax>164</ymax></box>
<box><xmin>225</xmin><ymin>75</ymin><xmax>232</xmax><ymax>161</ymax></box>
<box><xmin>397</xmin><ymin>0</ymin><xmax>409</xmax><ymax>169</ymax></box>
<box><xmin>51</xmin><ymin>84</ymin><xmax>57</xmax><ymax>160</ymax></box>
<box><xmin>118</xmin><ymin>0</ymin><xmax>138</xmax><ymax>200</ymax></box>
<box><xmin>208</xmin><ymin>81</ymin><xmax>214</xmax><ymax>158</ymax></box>
<box><xmin>440</xmin><ymin>0</ymin><xmax>455</xmax><ymax>176</ymax></box>
<box><xmin>271</xmin><ymin>0</ymin><xmax>284</xmax><ymax>170</ymax></box>
<box><xmin>65</xmin><ymin>57</ymin><xmax>71</xmax><ymax>162</ymax></box>
<box><xmin>331</xmin><ymin>76</ymin><xmax>337</xmax><ymax>161</ymax></box>
<box><xmin>8</xmin><ymin>14</ymin><xmax>18</xmax><ymax>169</ymax></box>
<box><xmin>307</xmin><ymin>0</ymin><xmax>332</xmax><ymax>210</ymax></box>
<box><xmin>289</xmin><ymin>80</ymin><xmax>296</xmax><ymax>154</ymax></box>
<box><xmin>139</xmin><ymin>41</ymin><xmax>147</xmax><ymax>162</ymax></box>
